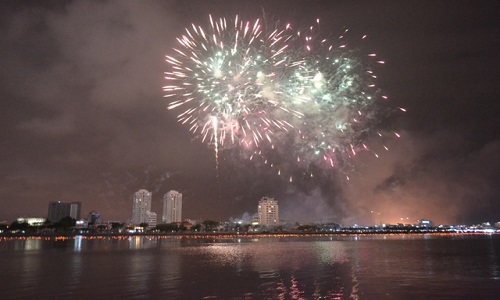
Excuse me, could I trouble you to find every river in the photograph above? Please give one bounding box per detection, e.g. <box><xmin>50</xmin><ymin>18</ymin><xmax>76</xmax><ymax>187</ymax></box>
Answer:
<box><xmin>1</xmin><ymin>234</ymin><xmax>499</xmax><ymax>299</ymax></box>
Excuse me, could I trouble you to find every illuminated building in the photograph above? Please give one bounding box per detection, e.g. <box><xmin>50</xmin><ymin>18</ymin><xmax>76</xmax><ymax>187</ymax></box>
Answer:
<box><xmin>258</xmin><ymin>197</ymin><xmax>279</xmax><ymax>226</ymax></box>
<box><xmin>75</xmin><ymin>219</ymin><xmax>88</xmax><ymax>228</ymax></box>
<box><xmin>48</xmin><ymin>201</ymin><xmax>81</xmax><ymax>223</ymax></box>
<box><xmin>163</xmin><ymin>190</ymin><xmax>182</xmax><ymax>223</ymax></box>
<box><xmin>131</xmin><ymin>189</ymin><xmax>152</xmax><ymax>225</ymax></box>
<box><xmin>418</xmin><ymin>219</ymin><xmax>433</xmax><ymax>227</ymax></box>
<box><xmin>16</xmin><ymin>217</ymin><xmax>46</xmax><ymax>226</ymax></box>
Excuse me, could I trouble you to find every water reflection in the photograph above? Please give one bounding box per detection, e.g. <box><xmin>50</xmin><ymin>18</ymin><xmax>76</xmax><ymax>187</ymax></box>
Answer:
<box><xmin>202</xmin><ymin>243</ymin><xmax>247</xmax><ymax>267</ymax></box>
<box><xmin>11</xmin><ymin>238</ymin><xmax>43</xmax><ymax>251</ymax></box>
<box><xmin>123</xmin><ymin>236</ymin><xmax>183</xmax><ymax>298</ymax></box>
<box><xmin>487</xmin><ymin>237</ymin><xmax>499</xmax><ymax>280</ymax></box>
<box><xmin>0</xmin><ymin>235</ymin><xmax>499</xmax><ymax>299</ymax></box>
<box><xmin>196</xmin><ymin>240</ymin><xmax>353</xmax><ymax>298</ymax></box>
<box><xmin>68</xmin><ymin>250</ymin><xmax>82</xmax><ymax>294</ymax></box>
<box><xmin>19</xmin><ymin>250</ymin><xmax>41</xmax><ymax>296</ymax></box>
<box><xmin>74</xmin><ymin>235</ymin><xmax>82</xmax><ymax>252</ymax></box>
<box><xmin>158</xmin><ymin>243</ymin><xmax>182</xmax><ymax>295</ymax></box>
<box><xmin>313</xmin><ymin>241</ymin><xmax>348</xmax><ymax>265</ymax></box>
<box><xmin>126</xmin><ymin>251</ymin><xmax>152</xmax><ymax>297</ymax></box>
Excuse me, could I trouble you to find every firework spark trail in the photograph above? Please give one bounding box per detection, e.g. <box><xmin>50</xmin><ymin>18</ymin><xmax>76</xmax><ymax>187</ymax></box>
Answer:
<box><xmin>164</xmin><ymin>15</ymin><xmax>299</xmax><ymax>152</ymax></box>
<box><xmin>164</xmin><ymin>16</ymin><xmax>402</xmax><ymax>180</ymax></box>
<box><xmin>212</xmin><ymin>116</ymin><xmax>219</xmax><ymax>175</ymax></box>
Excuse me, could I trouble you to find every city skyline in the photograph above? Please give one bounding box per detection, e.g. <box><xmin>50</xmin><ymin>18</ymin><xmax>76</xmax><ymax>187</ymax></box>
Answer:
<box><xmin>0</xmin><ymin>1</ymin><xmax>498</xmax><ymax>225</ymax></box>
<box><xmin>7</xmin><ymin>191</ymin><xmax>492</xmax><ymax>228</ymax></box>
<box><xmin>2</xmin><ymin>190</ymin><xmax>498</xmax><ymax>229</ymax></box>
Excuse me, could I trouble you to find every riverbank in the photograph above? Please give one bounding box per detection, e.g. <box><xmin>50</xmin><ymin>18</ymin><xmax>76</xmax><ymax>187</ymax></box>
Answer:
<box><xmin>1</xmin><ymin>230</ymin><xmax>498</xmax><ymax>241</ymax></box>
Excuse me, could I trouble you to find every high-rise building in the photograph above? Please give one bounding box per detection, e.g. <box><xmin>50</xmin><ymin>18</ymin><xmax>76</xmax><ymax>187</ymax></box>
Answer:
<box><xmin>131</xmin><ymin>189</ymin><xmax>152</xmax><ymax>225</ymax></box>
<box><xmin>47</xmin><ymin>201</ymin><xmax>81</xmax><ymax>223</ymax></box>
<box><xmin>88</xmin><ymin>211</ymin><xmax>101</xmax><ymax>226</ymax></box>
<box><xmin>163</xmin><ymin>190</ymin><xmax>182</xmax><ymax>223</ymax></box>
<box><xmin>258</xmin><ymin>197</ymin><xmax>279</xmax><ymax>226</ymax></box>
<box><xmin>145</xmin><ymin>211</ymin><xmax>157</xmax><ymax>228</ymax></box>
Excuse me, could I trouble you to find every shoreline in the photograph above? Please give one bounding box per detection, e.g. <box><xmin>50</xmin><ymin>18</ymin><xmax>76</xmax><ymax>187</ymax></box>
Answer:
<box><xmin>1</xmin><ymin>231</ymin><xmax>498</xmax><ymax>240</ymax></box>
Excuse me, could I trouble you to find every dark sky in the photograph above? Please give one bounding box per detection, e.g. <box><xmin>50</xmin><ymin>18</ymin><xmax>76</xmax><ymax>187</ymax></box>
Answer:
<box><xmin>0</xmin><ymin>0</ymin><xmax>498</xmax><ymax>225</ymax></box>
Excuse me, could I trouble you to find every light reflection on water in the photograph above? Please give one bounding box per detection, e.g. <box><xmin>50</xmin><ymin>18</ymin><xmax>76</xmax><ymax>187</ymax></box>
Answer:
<box><xmin>181</xmin><ymin>240</ymin><xmax>353</xmax><ymax>299</ymax></box>
<box><xmin>0</xmin><ymin>235</ymin><xmax>499</xmax><ymax>299</ymax></box>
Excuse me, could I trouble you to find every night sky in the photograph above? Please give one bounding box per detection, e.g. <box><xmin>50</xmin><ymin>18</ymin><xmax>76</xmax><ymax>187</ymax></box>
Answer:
<box><xmin>1</xmin><ymin>0</ymin><xmax>498</xmax><ymax>225</ymax></box>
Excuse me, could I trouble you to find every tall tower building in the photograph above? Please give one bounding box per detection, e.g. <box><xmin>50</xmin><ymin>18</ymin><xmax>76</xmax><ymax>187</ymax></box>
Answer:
<box><xmin>131</xmin><ymin>189</ymin><xmax>152</xmax><ymax>225</ymax></box>
<box><xmin>258</xmin><ymin>197</ymin><xmax>279</xmax><ymax>226</ymax></box>
<box><xmin>145</xmin><ymin>211</ymin><xmax>157</xmax><ymax>228</ymax></box>
<box><xmin>48</xmin><ymin>201</ymin><xmax>81</xmax><ymax>223</ymax></box>
<box><xmin>163</xmin><ymin>190</ymin><xmax>182</xmax><ymax>223</ymax></box>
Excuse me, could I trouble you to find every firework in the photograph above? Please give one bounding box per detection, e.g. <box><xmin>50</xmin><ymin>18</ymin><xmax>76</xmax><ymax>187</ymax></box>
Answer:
<box><xmin>164</xmin><ymin>15</ymin><xmax>301</xmax><ymax>152</ymax></box>
<box><xmin>284</xmin><ymin>23</ymin><xmax>386</xmax><ymax>171</ymax></box>
<box><xmin>164</xmin><ymin>16</ymin><xmax>399</xmax><ymax>179</ymax></box>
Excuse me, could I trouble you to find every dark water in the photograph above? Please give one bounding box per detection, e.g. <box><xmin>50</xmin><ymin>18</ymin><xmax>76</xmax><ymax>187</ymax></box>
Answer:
<box><xmin>1</xmin><ymin>235</ymin><xmax>499</xmax><ymax>299</ymax></box>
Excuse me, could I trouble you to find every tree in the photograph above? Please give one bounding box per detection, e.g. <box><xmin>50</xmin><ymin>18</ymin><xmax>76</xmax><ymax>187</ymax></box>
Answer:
<box><xmin>156</xmin><ymin>223</ymin><xmax>186</xmax><ymax>233</ymax></box>
<box><xmin>111</xmin><ymin>222</ymin><xmax>123</xmax><ymax>231</ymax></box>
<box><xmin>296</xmin><ymin>225</ymin><xmax>317</xmax><ymax>232</ymax></box>
<box><xmin>191</xmin><ymin>223</ymin><xmax>202</xmax><ymax>232</ymax></box>
<box><xmin>58</xmin><ymin>216</ymin><xmax>76</xmax><ymax>229</ymax></box>
<box><xmin>97</xmin><ymin>225</ymin><xmax>107</xmax><ymax>232</ymax></box>
<box><xmin>156</xmin><ymin>223</ymin><xmax>177</xmax><ymax>233</ymax></box>
<box><xmin>10</xmin><ymin>221</ymin><xmax>30</xmax><ymax>232</ymax></box>
<box><xmin>202</xmin><ymin>220</ymin><xmax>220</xmax><ymax>232</ymax></box>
